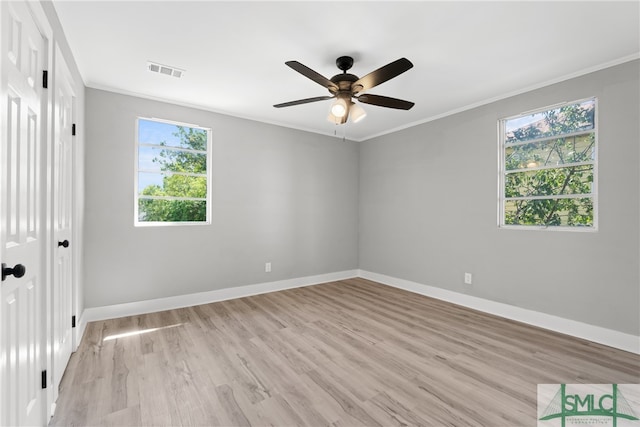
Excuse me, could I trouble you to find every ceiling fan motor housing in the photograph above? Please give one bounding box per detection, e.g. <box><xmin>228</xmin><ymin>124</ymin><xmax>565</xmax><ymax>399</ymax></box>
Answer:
<box><xmin>330</xmin><ymin>56</ymin><xmax>364</xmax><ymax>95</ymax></box>
<box><xmin>329</xmin><ymin>73</ymin><xmax>359</xmax><ymax>95</ymax></box>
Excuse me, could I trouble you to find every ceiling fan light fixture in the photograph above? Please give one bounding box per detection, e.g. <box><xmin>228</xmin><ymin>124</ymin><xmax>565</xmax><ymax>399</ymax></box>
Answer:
<box><xmin>330</xmin><ymin>96</ymin><xmax>348</xmax><ymax>118</ymax></box>
<box><xmin>350</xmin><ymin>102</ymin><xmax>366</xmax><ymax>123</ymax></box>
<box><xmin>327</xmin><ymin>111</ymin><xmax>341</xmax><ymax>124</ymax></box>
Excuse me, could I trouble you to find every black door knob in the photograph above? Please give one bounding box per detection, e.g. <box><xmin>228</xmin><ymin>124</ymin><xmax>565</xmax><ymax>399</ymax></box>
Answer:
<box><xmin>58</xmin><ymin>240</ymin><xmax>69</xmax><ymax>248</ymax></box>
<box><xmin>2</xmin><ymin>263</ymin><xmax>26</xmax><ymax>281</ymax></box>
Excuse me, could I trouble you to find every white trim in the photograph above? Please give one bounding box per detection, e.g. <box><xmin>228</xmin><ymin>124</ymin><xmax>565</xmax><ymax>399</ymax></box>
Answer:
<box><xmin>80</xmin><ymin>268</ymin><xmax>639</xmax><ymax>355</ymax></box>
<box><xmin>87</xmin><ymin>55</ymin><xmax>639</xmax><ymax>143</ymax></box>
<box><xmin>505</xmin><ymin>130</ymin><xmax>594</xmax><ymax>149</ymax></box>
<box><xmin>362</xmin><ymin>54</ymin><xmax>638</xmax><ymax>142</ymax></box>
<box><xmin>506</xmin><ymin>193</ymin><xmax>594</xmax><ymax>202</ymax></box>
<box><xmin>498</xmin><ymin>224</ymin><xmax>596</xmax><ymax>233</ymax></box>
<box><xmin>87</xmin><ymin>83</ymin><xmax>349</xmax><ymax>142</ymax></box>
<box><xmin>138</xmin><ymin>195</ymin><xmax>206</xmax><ymax>202</ymax></box>
<box><xmin>138</xmin><ymin>144</ymin><xmax>207</xmax><ymax>156</ymax></box>
<box><xmin>81</xmin><ymin>270</ymin><xmax>359</xmax><ymax>323</ymax></box>
<box><xmin>505</xmin><ymin>161</ymin><xmax>594</xmax><ymax>175</ymax></box>
<box><xmin>74</xmin><ymin>318</ymin><xmax>87</xmax><ymax>353</ymax></box>
<box><xmin>357</xmin><ymin>270</ymin><xmax>640</xmax><ymax>355</ymax></box>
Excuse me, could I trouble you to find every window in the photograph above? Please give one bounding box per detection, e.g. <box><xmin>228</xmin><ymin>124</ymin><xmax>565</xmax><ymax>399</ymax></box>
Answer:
<box><xmin>499</xmin><ymin>98</ymin><xmax>597</xmax><ymax>229</ymax></box>
<box><xmin>135</xmin><ymin>118</ymin><xmax>211</xmax><ymax>225</ymax></box>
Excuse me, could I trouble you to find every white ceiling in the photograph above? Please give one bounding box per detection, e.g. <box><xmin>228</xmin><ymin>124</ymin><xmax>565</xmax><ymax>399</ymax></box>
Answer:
<box><xmin>52</xmin><ymin>1</ymin><xmax>639</xmax><ymax>141</ymax></box>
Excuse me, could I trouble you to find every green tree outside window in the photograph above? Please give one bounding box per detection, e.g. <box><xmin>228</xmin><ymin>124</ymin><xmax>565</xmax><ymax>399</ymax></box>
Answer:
<box><xmin>501</xmin><ymin>99</ymin><xmax>596</xmax><ymax>228</ymax></box>
<box><xmin>137</xmin><ymin>119</ymin><xmax>210</xmax><ymax>224</ymax></box>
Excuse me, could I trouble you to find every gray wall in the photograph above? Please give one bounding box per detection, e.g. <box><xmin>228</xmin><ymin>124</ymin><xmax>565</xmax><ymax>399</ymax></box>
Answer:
<box><xmin>85</xmin><ymin>61</ymin><xmax>638</xmax><ymax>337</ymax></box>
<box><xmin>84</xmin><ymin>89</ymin><xmax>359</xmax><ymax>308</ymax></box>
<box><xmin>359</xmin><ymin>60</ymin><xmax>640</xmax><ymax>335</ymax></box>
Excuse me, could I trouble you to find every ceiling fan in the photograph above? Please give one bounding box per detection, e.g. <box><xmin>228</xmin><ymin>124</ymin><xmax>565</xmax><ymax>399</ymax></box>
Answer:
<box><xmin>274</xmin><ymin>56</ymin><xmax>415</xmax><ymax>124</ymax></box>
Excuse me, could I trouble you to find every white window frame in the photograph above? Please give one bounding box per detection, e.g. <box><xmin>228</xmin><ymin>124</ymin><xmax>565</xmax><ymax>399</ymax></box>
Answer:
<box><xmin>498</xmin><ymin>97</ymin><xmax>598</xmax><ymax>231</ymax></box>
<box><xmin>134</xmin><ymin>117</ymin><xmax>212</xmax><ymax>226</ymax></box>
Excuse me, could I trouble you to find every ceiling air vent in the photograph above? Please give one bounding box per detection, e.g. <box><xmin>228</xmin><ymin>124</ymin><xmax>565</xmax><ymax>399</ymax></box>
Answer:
<box><xmin>147</xmin><ymin>61</ymin><xmax>184</xmax><ymax>78</ymax></box>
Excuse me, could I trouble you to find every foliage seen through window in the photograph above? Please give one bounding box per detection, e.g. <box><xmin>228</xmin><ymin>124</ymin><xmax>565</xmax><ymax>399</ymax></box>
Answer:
<box><xmin>500</xmin><ymin>98</ymin><xmax>596</xmax><ymax>228</ymax></box>
<box><xmin>136</xmin><ymin>119</ymin><xmax>210</xmax><ymax>224</ymax></box>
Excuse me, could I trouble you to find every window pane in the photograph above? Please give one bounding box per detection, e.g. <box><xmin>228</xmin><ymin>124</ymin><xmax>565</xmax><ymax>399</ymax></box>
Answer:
<box><xmin>138</xmin><ymin>173</ymin><xmax>207</xmax><ymax>198</ymax></box>
<box><xmin>137</xmin><ymin>171</ymin><xmax>164</xmax><ymax>193</ymax></box>
<box><xmin>138</xmin><ymin>199</ymin><xmax>207</xmax><ymax>222</ymax></box>
<box><xmin>500</xmin><ymin>98</ymin><xmax>596</xmax><ymax>229</ymax></box>
<box><xmin>138</xmin><ymin>119</ymin><xmax>207</xmax><ymax>150</ymax></box>
<box><xmin>505</xmin><ymin>165</ymin><xmax>594</xmax><ymax>198</ymax></box>
<box><xmin>505</xmin><ymin>99</ymin><xmax>595</xmax><ymax>144</ymax></box>
<box><xmin>136</xmin><ymin>117</ymin><xmax>210</xmax><ymax>225</ymax></box>
<box><xmin>505</xmin><ymin>133</ymin><xmax>595</xmax><ymax>171</ymax></box>
<box><xmin>138</xmin><ymin>145</ymin><xmax>206</xmax><ymax>173</ymax></box>
<box><xmin>504</xmin><ymin>198</ymin><xmax>593</xmax><ymax>227</ymax></box>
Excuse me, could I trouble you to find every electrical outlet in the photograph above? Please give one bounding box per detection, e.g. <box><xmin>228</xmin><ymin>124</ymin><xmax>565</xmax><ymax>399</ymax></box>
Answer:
<box><xmin>265</xmin><ymin>262</ymin><xmax>271</xmax><ymax>273</ymax></box>
<box><xmin>464</xmin><ymin>273</ymin><xmax>472</xmax><ymax>284</ymax></box>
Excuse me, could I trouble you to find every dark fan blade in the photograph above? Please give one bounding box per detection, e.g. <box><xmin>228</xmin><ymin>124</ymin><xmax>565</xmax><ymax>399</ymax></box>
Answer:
<box><xmin>273</xmin><ymin>96</ymin><xmax>334</xmax><ymax>108</ymax></box>
<box><xmin>352</xmin><ymin>58</ymin><xmax>413</xmax><ymax>93</ymax></box>
<box><xmin>285</xmin><ymin>61</ymin><xmax>339</xmax><ymax>91</ymax></box>
<box><xmin>357</xmin><ymin>94</ymin><xmax>415</xmax><ymax>110</ymax></box>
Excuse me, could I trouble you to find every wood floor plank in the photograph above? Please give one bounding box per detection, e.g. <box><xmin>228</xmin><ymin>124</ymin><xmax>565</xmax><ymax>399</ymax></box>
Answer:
<box><xmin>304</xmin><ymin>369</ymin><xmax>382</xmax><ymax>427</ymax></box>
<box><xmin>102</xmin><ymin>404</ymin><xmax>142</xmax><ymax>427</ymax></box>
<box><xmin>51</xmin><ymin>279</ymin><xmax>640</xmax><ymax>426</ymax></box>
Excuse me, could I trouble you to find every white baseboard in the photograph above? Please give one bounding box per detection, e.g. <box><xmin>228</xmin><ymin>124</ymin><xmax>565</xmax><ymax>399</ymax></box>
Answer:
<box><xmin>79</xmin><ymin>268</ymin><xmax>639</xmax><ymax>355</ymax></box>
<box><xmin>75</xmin><ymin>314</ymin><xmax>88</xmax><ymax>351</ymax></box>
<box><xmin>81</xmin><ymin>269</ymin><xmax>359</xmax><ymax>323</ymax></box>
<box><xmin>358</xmin><ymin>270</ymin><xmax>640</xmax><ymax>355</ymax></box>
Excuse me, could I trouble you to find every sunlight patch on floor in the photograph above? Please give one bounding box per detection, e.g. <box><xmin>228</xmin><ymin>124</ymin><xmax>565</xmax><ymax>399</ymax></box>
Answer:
<box><xmin>103</xmin><ymin>323</ymin><xmax>183</xmax><ymax>342</ymax></box>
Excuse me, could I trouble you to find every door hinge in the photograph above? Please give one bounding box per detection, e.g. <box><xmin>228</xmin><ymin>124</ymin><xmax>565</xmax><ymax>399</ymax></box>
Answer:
<box><xmin>42</xmin><ymin>70</ymin><xmax>48</xmax><ymax>89</ymax></box>
<box><xmin>41</xmin><ymin>370</ymin><xmax>47</xmax><ymax>389</ymax></box>
<box><xmin>72</xmin><ymin>123</ymin><xmax>76</xmax><ymax>136</ymax></box>
<box><xmin>72</xmin><ymin>315</ymin><xmax>76</xmax><ymax>328</ymax></box>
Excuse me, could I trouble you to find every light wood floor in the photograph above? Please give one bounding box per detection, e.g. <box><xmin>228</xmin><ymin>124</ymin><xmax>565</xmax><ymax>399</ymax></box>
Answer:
<box><xmin>50</xmin><ymin>278</ymin><xmax>640</xmax><ymax>426</ymax></box>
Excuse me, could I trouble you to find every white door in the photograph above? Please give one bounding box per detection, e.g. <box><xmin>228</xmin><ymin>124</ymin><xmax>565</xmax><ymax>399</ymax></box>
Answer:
<box><xmin>0</xmin><ymin>1</ymin><xmax>46</xmax><ymax>426</ymax></box>
<box><xmin>51</xmin><ymin>45</ymin><xmax>74</xmax><ymax>404</ymax></box>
